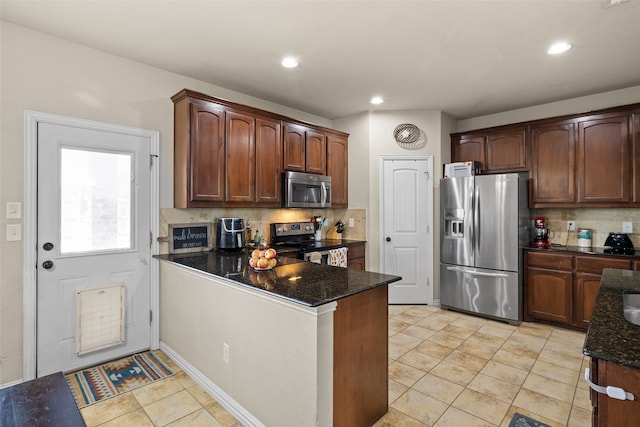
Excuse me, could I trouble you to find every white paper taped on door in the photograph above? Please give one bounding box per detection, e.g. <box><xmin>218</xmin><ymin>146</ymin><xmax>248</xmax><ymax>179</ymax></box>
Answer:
<box><xmin>75</xmin><ymin>282</ymin><xmax>125</xmax><ymax>355</ymax></box>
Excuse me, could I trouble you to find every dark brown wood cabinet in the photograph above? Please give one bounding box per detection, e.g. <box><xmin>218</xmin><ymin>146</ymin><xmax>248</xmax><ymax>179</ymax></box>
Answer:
<box><xmin>529</xmin><ymin>121</ymin><xmax>576</xmax><ymax>205</ymax></box>
<box><xmin>526</xmin><ymin>252</ymin><xmax>574</xmax><ymax>325</ymax></box>
<box><xmin>172</xmin><ymin>89</ymin><xmax>348</xmax><ymax>208</ymax></box>
<box><xmin>631</xmin><ymin>113</ymin><xmax>640</xmax><ymax>203</ymax></box>
<box><xmin>485</xmin><ymin>128</ymin><xmax>527</xmax><ymax>172</ymax></box>
<box><xmin>346</xmin><ymin>242</ymin><xmax>365</xmax><ymax>270</ymax></box>
<box><xmin>451</xmin><ymin>127</ymin><xmax>526</xmax><ymax>173</ymax></box>
<box><xmin>577</xmin><ymin>114</ymin><xmax>630</xmax><ymax>203</ymax></box>
<box><xmin>590</xmin><ymin>358</ymin><xmax>640</xmax><ymax>427</ymax></box>
<box><xmin>525</xmin><ymin>251</ymin><xmax>632</xmax><ymax>330</ymax></box>
<box><xmin>451</xmin><ymin>134</ymin><xmax>485</xmax><ymax>167</ymax></box>
<box><xmin>327</xmin><ymin>133</ymin><xmax>348</xmax><ymax>207</ymax></box>
<box><xmin>225</xmin><ymin>110</ymin><xmax>255</xmax><ymax>204</ymax></box>
<box><xmin>283</xmin><ymin>122</ymin><xmax>326</xmax><ymax>174</ymax></box>
<box><xmin>255</xmin><ymin>117</ymin><xmax>282</xmax><ymax>205</ymax></box>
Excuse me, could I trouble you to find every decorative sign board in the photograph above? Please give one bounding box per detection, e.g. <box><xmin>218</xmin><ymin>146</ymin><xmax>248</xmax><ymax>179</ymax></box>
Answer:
<box><xmin>168</xmin><ymin>223</ymin><xmax>213</xmax><ymax>253</ymax></box>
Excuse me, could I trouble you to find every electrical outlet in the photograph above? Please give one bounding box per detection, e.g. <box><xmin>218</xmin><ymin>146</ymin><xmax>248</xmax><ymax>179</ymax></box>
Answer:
<box><xmin>223</xmin><ymin>342</ymin><xmax>230</xmax><ymax>364</ymax></box>
<box><xmin>622</xmin><ymin>221</ymin><xmax>633</xmax><ymax>233</ymax></box>
<box><xmin>567</xmin><ymin>221</ymin><xmax>576</xmax><ymax>231</ymax></box>
<box><xmin>349</xmin><ymin>218</ymin><xmax>355</xmax><ymax>228</ymax></box>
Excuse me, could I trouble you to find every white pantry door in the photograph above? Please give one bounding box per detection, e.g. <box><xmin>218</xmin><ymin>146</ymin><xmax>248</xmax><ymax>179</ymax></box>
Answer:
<box><xmin>37</xmin><ymin>122</ymin><xmax>152</xmax><ymax>376</ymax></box>
<box><xmin>381</xmin><ymin>156</ymin><xmax>433</xmax><ymax>304</ymax></box>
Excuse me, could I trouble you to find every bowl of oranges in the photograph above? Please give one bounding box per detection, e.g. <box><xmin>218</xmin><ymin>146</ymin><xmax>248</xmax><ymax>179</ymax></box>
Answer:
<box><xmin>249</xmin><ymin>247</ymin><xmax>278</xmax><ymax>271</ymax></box>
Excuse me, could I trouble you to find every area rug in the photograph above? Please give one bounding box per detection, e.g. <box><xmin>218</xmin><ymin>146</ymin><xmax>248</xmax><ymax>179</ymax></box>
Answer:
<box><xmin>65</xmin><ymin>351</ymin><xmax>174</xmax><ymax>408</ymax></box>
<box><xmin>509</xmin><ymin>412</ymin><xmax>552</xmax><ymax>427</ymax></box>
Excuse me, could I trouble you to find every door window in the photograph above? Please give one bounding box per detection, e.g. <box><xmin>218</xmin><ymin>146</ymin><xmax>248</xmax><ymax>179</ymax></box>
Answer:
<box><xmin>60</xmin><ymin>147</ymin><xmax>134</xmax><ymax>254</ymax></box>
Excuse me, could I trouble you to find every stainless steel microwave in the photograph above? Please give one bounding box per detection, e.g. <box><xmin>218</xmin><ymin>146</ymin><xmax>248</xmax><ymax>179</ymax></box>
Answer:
<box><xmin>283</xmin><ymin>171</ymin><xmax>331</xmax><ymax>208</ymax></box>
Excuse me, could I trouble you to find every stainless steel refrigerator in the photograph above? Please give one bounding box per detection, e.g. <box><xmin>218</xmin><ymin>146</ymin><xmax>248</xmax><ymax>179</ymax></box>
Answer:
<box><xmin>440</xmin><ymin>173</ymin><xmax>529</xmax><ymax>324</ymax></box>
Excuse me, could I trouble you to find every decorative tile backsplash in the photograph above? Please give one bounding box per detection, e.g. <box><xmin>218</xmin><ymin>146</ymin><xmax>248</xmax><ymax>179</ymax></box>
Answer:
<box><xmin>532</xmin><ymin>208</ymin><xmax>640</xmax><ymax>248</ymax></box>
<box><xmin>159</xmin><ymin>208</ymin><xmax>367</xmax><ymax>253</ymax></box>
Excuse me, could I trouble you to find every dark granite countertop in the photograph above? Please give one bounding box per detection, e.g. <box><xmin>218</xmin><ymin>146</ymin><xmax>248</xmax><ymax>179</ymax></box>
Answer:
<box><xmin>524</xmin><ymin>245</ymin><xmax>639</xmax><ymax>258</ymax></box>
<box><xmin>156</xmin><ymin>249</ymin><xmax>401</xmax><ymax>308</ymax></box>
<box><xmin>583</xmin><ymin>268</ymin><xmax>640</xmax><ymax>369</ymax></box>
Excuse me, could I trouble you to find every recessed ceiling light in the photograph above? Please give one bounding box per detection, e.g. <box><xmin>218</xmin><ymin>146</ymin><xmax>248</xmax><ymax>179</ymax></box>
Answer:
<box><xmin>281</xmin><ymin>57</ymin><xmax>299</xmax><ymax>68</ymax></box>
<box><xmin>370</xmin><ymin>96</ymin><xmax>384</xmax><ymax>105</ymax></box>
<box><xmin>547</xmin><ymin>41</ymin><xmax>572</xmax><ymax>55</ymax></box>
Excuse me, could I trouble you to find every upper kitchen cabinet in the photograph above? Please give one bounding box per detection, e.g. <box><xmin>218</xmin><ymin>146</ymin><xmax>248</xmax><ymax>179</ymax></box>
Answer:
<box><xmin>172</xmin><ymin>89</ymin><xmax>348</xmax><ymax>208</ymax></box>
<box><xmin>451</xmin><ymin>134</ymin><xmax>485</xmax><ymax>167</ymax></box>
<box><xmin>577</xmin><ymin>114</ymin><xmax>629</xmax><ymax>204</ymax></box>
<box><xmin>326</xmin><ymin>132</ymin><xmax>348</xmax><ymax>207</ymax></box>
<box><xmin>255</xmin><ymin>117</ymin><xmax>282</xmax><ymax>206</ymax></box>
<box><xmin>283</xmin><ymin>122</ymin><xmax>327</xmax><ymax>174</ymax></box>
<box><xmin>529</xmin><ymin>120</ymin><xmax>577</xmax><ymax>205</ymax></box>
<box><xmin>451</xmin><ymin>126</ymin><xmax>526</xmax><ymax>173</ymax></box>
<box><xmin>175</xmin><ymin>98</ymin><xmax>226</xmax><ymax>206</ymax></box>
<box><xmin>485</xmin><ymin>127</ymin><xmax>527</xmax><ymax>172</ymax></box>
<box><xmin>631</xmin><ymin>112</ymin><xmax>640</xmax><ymax>203</ymax></box>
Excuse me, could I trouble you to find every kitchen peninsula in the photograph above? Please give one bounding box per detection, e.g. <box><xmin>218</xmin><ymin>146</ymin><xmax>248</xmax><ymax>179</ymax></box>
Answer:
<box><xmin>157</xmin><ymin>251</ymin><xmax>401</xmax><ymax>427</ymax></box>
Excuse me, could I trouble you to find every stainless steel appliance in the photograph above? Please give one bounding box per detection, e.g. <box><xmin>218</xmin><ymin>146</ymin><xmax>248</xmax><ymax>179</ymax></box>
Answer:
<box><xmin>270</xmin><ymin>221</ymin><xmax>345</xmax><ymax>263</ymax></box>
<box><xmin>215</xmin><ymin>217</ymin><xmax>246</xmax><ymax>251</ymax></box>
<box><xmin>440</xmin><ymin>173</ymin><xmax>530</xmax><ymax>324</ymax></box>
<box><xmin>604</xmin><ymin>232</ymin><xmax>635</xmax><ymax>255</ymax></box>
<box><xmin>283</xmin><ymin>171</ymin><xmax>331</xmax><ymax>208</ymax></box>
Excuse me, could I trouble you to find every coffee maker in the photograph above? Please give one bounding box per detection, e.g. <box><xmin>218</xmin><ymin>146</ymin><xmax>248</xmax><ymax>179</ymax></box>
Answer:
<box><xmin>531</xmin><ymin>217</ymin><xmax>551</xmax><ymax>248</ymax></box>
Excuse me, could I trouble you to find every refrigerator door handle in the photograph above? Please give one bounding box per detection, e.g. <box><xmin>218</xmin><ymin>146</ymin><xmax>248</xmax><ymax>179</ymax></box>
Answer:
<box><xmin>446</xmin><ymin>266</ymin><xmax>509</xmax><ymax>278</ymax></box>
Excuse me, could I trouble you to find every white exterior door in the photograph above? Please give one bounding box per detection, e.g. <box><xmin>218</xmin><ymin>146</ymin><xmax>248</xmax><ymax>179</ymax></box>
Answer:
<box><xmin>381</xmin><ymin>156</ymin><xmax>433</xmax><ymax>304</ymax></box>
<box><xmin>36</xmin><ymin>122</ymin><xmax>153</xmax><ymax>376</ymax></box>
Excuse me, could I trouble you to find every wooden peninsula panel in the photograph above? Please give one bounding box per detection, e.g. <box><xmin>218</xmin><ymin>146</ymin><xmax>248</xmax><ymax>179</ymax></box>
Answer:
<box><xmin>333</xmin><ymin>284</ymin><xmax>388</xmax><ymax>427</ymax></box>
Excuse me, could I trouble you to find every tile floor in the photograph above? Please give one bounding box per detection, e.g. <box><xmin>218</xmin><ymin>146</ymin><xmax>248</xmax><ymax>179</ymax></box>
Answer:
<box><xmin>77</xmin><ymin>306</ymin><xmax>591</xmax><ymax>426</ymax></box>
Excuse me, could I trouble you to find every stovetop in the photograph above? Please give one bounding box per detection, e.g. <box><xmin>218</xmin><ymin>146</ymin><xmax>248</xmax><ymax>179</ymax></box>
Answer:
<box><xmin>270</xmin><ymin>221</ymin><xmax>348</xmax><ymax>253</ymax></box>
<box><xmin>271</xmin><ymin>238</ymin><xmax>348</xmax><ymax>253</ymax></box>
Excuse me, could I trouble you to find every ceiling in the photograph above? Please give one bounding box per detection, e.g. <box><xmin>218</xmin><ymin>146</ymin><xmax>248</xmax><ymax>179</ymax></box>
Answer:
<box><xmin>2</xmin><ymin>0</ymin><xmax>640</xmax><ymax>120</ymax></box>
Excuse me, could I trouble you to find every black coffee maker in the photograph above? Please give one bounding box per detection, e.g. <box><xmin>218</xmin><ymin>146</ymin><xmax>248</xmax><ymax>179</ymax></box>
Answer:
<box><xmin>604</xmin><ymin>233</ymin><xmax>635</xmax><ymax>255</ymax></box>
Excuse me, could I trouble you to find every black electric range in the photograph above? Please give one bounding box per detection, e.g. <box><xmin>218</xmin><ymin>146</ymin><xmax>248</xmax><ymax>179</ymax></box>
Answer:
<box><xmin>270</xmin><ymin>222</ymin><xmax>347</xmax><ymax>258</ymax></box>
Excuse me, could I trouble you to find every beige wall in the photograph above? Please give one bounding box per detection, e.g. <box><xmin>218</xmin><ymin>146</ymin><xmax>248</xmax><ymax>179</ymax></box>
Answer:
<box><xmin>457</xmin><ymin>85</ymin><xmax>640</xmax><ymax>132</ymax></box>
<box><xmin>0</xmin><ymin>21</ymin><xmax>331</xmax><ymax>384</ymax></box>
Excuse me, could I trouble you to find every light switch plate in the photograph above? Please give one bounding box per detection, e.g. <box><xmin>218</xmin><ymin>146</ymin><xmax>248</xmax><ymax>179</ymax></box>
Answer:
<box><xmin>6</xmin><ymin>202</ymin><xmax>21</xmax><ymax>219</ymax></box>
<box><xmin>349</xmin><ymin>218</ymin><xmax>355</xmax><ymax>228</ymax></box>
<box><xmin>7</xmin><ymin>224</ymin><xmax>21</xmax><ymax>241</ymax></box>
<box><xmin>622</xmin><ymin>221</ymin><xmax>633</xmax><ymax>233</ymax></box>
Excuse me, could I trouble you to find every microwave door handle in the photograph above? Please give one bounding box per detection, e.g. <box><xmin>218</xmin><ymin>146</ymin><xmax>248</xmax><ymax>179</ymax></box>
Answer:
<box><xmin>321</xmin><ymin>183</ymin><xmax>327</xmax><ymax>207</ymax></box>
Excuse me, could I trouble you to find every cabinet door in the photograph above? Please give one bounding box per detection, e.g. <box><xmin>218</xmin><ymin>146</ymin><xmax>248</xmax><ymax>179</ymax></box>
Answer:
<box><xmin>225</xmin><ymin>110</ymin><xmax>255</xmax><ymax>203</ymax></box>
<box><xmin>577</xmin><ymin>115</ymin><xmax>630</xmax><ymax>203</ymax></box>
<box><xmin>574</xmin><ymin>272</ymin><xmax>602</xmax><ymax>328</ymax></box>
<box><xmin>596</xmin><ymin>359</ymin><xmax>640</xmax><ymax>427</ymax></box>
<box><xmin>485</xmin><ymin>128</ymin><xmax>527</xmax><ymax>172</ymax></box>
<box><xmin>632</xmin><ymin>113</ymin><xmax>640</xmax><ymax>203</ymax></box>
<box><xmin>451</xmin><ymin>134</ymin><xmax>485</xmax><ymax>167</ymax></box>
<box><xmin>530</xmin><ymin>121</ymin><xmax>576</xmax><ymax>205</ymax></box>
<box><xmin>327</xmin><ymin>134</ymin><xmax>348</xmax><ymax>207</ymax></box>
<box><xmin>255</xmin><ymin>117</ymin><xmax>282</xmax><ymax>205</ymax></box>
<box><xmin>346</xmin><ymin>243</ymin><xmax>365</xmax><ymax>270</ymax></box>
<box><xmin>526</xmin><ymin>266</ymin><xmax>573</xmax><ymax>325</ymax></box>
<box><xmin>283</xmin><ymin>123</ymin><xmax>306</xmax><ymax>172</ymax></box>
<box><xmin>305</xmin><ymin>130</ymin><xmax>326</xmax><ymax>174</ymax></box>
<box><xmin>190</xmin><ymin>102</ymin><xmax>225</xmax><ymax>203</ymax></box>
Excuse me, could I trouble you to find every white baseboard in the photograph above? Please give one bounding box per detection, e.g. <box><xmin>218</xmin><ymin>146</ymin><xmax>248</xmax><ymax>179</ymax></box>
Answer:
<box><xmin>159</xmin><ymin>341</ymin><xmax>265</xmax><ymax>427</ymax></box>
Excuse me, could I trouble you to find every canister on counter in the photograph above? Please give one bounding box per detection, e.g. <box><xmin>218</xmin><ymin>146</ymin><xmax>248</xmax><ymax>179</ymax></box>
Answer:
<box><xmin>577</xmin><ymin>228</ymin><xmax>592</xmax><ymax>247</ymax></box>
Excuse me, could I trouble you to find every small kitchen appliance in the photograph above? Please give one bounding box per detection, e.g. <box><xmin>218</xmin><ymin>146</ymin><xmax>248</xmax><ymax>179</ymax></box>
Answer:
<box><xmin>530</xmin><ymin>217</ymin><xmax>551</xmax><ymax>248</ymax></box>
<box><xmin>604</xmin><ymin>232</ymin><xmax>635</xmax><ymax>255</ymax></box>
<box><xmin>215</xmin><ymin>217</ymin><xmax>246</xmax><ymax>251</ymax></box>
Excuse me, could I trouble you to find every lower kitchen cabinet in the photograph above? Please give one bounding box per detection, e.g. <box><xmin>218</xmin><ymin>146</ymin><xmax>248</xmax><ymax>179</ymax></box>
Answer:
<box><xmin>525</xmin><ymin>250</ymin><xmax>631</xmax><ymax>330</ymax></box>
<box><xmin>346</xmin><ymin>242</ymin><xmax>365</xmax><ymax>270</ymax></box>
<box><xmin>589</xmin><ymin>358</ymin><xmax>640</xmax><ymax>427</ymax></box>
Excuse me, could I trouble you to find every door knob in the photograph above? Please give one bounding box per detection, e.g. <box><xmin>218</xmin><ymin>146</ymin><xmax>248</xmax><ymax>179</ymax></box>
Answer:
<box><xmin>42</xmin><ymin>260</ymin><xmax>54</xmax><ymax>270</ymax></box>
<box><xmin>386</xmin><ymin>237</ymin><xmax>391</xmax><ymax>242</ymax></box>
<box><xmin>43</xmin><ymin>242</ymin><xmax>54</xmax><ymax>251</ymax></box>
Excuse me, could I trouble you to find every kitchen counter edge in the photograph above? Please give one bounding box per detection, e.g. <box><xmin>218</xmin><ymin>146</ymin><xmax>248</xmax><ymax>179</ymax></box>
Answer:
<box><xmin>155</xmin><ymin>250</ymin><xmax>401</xmax><ymax>308</ymax></box>
<box><xmin>583</xmin><ymin>268</ymin><xmax>640</xmax><ymax>369</ymax></box>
